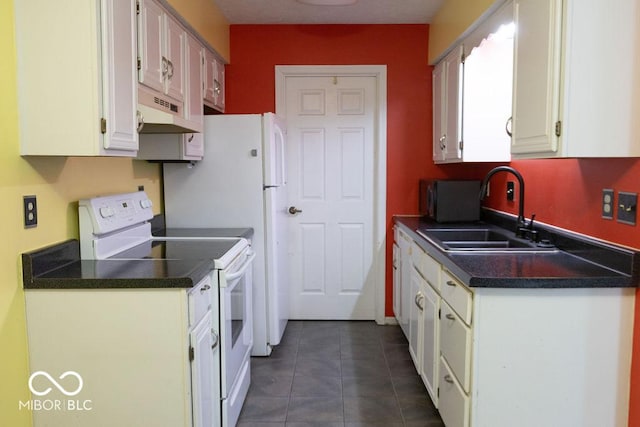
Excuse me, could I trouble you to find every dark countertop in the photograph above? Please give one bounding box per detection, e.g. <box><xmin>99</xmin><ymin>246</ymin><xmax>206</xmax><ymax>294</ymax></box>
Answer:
<box><xmin>23</xmin><ymin>227</ymin><xmax>256</xmax><ymax>290</ymax></box>
<box><xmin>395</xmin><ymin>214</ymin><xmax>639</xmax><ymax>288</ymax></box>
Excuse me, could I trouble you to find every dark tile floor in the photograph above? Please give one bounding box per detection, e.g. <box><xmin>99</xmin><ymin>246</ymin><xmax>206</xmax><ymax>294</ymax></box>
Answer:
<box><xmin>237</xmin><ymin>320</ymin><xmax>445</xmax><ymax>427</ymax></box>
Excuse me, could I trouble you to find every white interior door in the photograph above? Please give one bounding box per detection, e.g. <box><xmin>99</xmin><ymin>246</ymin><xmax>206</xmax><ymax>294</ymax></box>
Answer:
<box><xmin>283</xmin><ymin>74</ymin><xmax>377</xmax><ymax>319</ymax></box>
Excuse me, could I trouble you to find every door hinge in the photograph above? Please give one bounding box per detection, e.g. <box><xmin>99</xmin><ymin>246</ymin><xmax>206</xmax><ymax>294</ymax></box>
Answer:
<box><xmin>136</xmin><ymin>0</ymin><xmax>140</xmax><ymax>15</ymax></box>
<box><xmin>189</xmin><ymin>346</ymin><xmax>195</xmax><ymax>361</ymax></box>
<box><xmin>100</xmin><ymin>118</ymin><xmax>107</xmax><ymax>134</ymax></box>
<box><xmin>437</xmin><ymin>387</ymin><xmax>440</xmax><ymax>398</ymax></box>
<box><xmin>137</xmin><ymin>57</ymin><xmax>141</xmax><ymax>71</ymax></box>
<box><xmin>438</xmin><ymin>308</ymin><xmax>441</xmax><ymax>319</ymax></box>
<box><xmin>555</xmin><ymin>120</ymin><xmax>562</xmax><ymax>137</ymax></box>
<box><xmin>459</xmin><ymin>139</ymin><xmax>463</xmax><ymax>151</ymax></box>
<box><xmin>460</xmin><ymin>52</ymin><xmax>466</xmax><ymax>64</ymax></box>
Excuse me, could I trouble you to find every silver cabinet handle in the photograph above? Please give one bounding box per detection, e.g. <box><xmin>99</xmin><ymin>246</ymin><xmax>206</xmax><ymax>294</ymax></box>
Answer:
<box><xmin>414</xmin><ymin>293</ymin><xmax>424</xmax><ymax>311</ymax></box>
<box><xmin>439</xmin><ymin>135</ymin><xmax>446</xmax><ymax>150</ymax></box>
<box><xmin>445</xmin><ymin>314</ymin><xmax>456</xmax><ymax>321</ymax></box>
<box><xmin>288</xmin><ymin>206</ymin><xmax>302</xmax><ymax>215</ymax></box>
<box><xmin>136</xmin><ymin>110</ymin><xmax>144</xmax><ymax>133</ymax></box>
<box><xmin>200</xmin><ymin>284</ymin><xmax>211</xmax><ymax>294</ymax></box>
<box><xmin>211</xmin><ymin>329</ymin><xmax>219</xmax><ymax>350</ymax></box>
<box><xmin>214</xmin><ymin>79</ymin><xmax>221</xmax><ymax>95</ymax></box>
<box><xmin>162</xmin><ymin>56</ymin><xmax>169</xmax><ymax>77</ymax></box>
<box><xmin>505</xmin><ymin>116</ymin><xmax>513</xmax><ymax>137</ymax></box>
<box><xmin>444</xmin><ymin>374</ymin><xmax>454</xmax><ymax>384</ymax></box>
<box><xmin>188</xmin><ymin>134</ymin><xmax>194</xmax><ymax>142</ymax></box>
<box><xmin>167</xmin><ymin>60</ymin><xmax>174</xmax><ymax>79</ymax></box>
<box><xmin>446</xmin><ymin>280</ymin><xmax>456</xmax><ymax>287</ymax></box>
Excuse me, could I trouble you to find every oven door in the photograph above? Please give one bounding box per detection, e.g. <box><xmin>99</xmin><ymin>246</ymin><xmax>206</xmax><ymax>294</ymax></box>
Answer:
<box><xmin>220</xmin><ymin>248</ymin><xmax>255</xmax><ymax>394</ymax></box>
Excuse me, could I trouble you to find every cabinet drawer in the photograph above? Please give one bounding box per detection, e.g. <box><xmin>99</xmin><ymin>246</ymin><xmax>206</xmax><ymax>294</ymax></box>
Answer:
<box><xmin>411</xmin><ymin>242</ymin><xmax>441</xmax><ymax>292</ymax></box>
<box><xmin>441</xmin><ymin>270</ymin><xmax>472</xmax><ymax>324</ymax></box>
<box><xmin>188</xmin><ymin>274</ymin><xmax>213</xmax><ymax>327</ymax></box>
<box><xmin>439</xmin><ymin>356</ymin><xmax>470</xmax><ymax>427</ymax></box>
<box><xmin>440</xmin><ymin>301</ymin><xmax>472</xmax><ymax>393</ymax></box>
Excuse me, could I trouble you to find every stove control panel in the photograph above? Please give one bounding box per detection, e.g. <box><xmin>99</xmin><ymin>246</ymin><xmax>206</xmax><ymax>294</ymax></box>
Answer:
<box><xmin>79</xmin><ymin>191</ymin><xmax>154</xmax><ymax>236</ymax></box>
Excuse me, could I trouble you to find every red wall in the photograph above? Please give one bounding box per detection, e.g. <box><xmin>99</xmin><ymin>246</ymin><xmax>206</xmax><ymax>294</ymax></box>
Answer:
<box><xmin>225</xmin><ymin>24</ymin><xmax>640</xmax><ymax>426</ymax></box>
<box><xmin>226</xmin><ymin>24</ymin><xmax>441</xmax><ymax>318</ymax></box>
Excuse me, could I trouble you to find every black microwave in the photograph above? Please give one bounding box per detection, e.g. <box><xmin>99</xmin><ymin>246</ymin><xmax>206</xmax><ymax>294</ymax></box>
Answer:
<box><xmin>419</xmin><ymin>180</ymin><xmax>481</xmax><ymax>223</ymax></box>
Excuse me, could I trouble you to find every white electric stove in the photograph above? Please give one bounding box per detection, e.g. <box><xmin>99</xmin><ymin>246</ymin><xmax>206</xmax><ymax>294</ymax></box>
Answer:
<box><xmin>78</xmin><ymin>191</ymin><xmax>253</xmax><ymax>427</ymax></box>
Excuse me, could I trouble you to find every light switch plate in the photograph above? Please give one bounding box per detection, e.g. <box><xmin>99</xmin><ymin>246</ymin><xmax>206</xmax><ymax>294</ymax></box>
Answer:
<box><xmin>617</xmin><ymin>191</ymin><xmax>637</xmax><ymax>225</ymax></box>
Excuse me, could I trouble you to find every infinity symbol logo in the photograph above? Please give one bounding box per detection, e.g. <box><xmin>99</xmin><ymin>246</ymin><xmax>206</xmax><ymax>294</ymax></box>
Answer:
<box><xmin>28</xmin><ymin>371</ymin><xmax>84</xmax><ymax>397</ymax></box>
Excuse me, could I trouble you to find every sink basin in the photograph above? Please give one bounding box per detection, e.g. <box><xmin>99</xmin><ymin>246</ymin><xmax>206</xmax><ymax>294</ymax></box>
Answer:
<box><xmin>416</xmin><ymin>227</ymin><xmax>556</xmax><ymax>252</ymax></box>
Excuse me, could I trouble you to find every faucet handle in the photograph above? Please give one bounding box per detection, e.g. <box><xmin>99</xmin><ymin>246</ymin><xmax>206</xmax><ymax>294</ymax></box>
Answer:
<box><xmin>527</xmin><ymin>213</ymin><xmax>536</xmax><ymax>229</ymax></box>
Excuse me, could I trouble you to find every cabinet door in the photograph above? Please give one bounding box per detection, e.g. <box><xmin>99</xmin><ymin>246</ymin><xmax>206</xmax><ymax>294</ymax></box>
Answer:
<box><xmin>184</xmin><ymin>133</ymin><xmax>204</xmax><ymax>159</ymax></box>
<box><xmin>392</xmin><ymin>243</ymin><xmax>401</xmax><ymax>322</ymax></box>
<box><xmin>190</xmin><ymin>312</ymin><xmax>217</xmax><ymax>427</ymax></box>
<box><xmin>511</xmin><ymin>0</ymin><xmax>563</xmax><ymax>156</ymax></box>
<box><xmin>213</xmin><ymin>59</ymin><xmax>225</xmax><ymax>111</ymax></box>
<box><xmin>204</xmin><ymin>49</ymin><xmax>226</xmax><ymax>112</ymax></box>
<box><xmin>138</xmin><ymin>0</ymin><xmax>164</xmax><ymax>93</ymax></box>
<box><xmin>420</xmin><ymin>280</ymin><xmax>439</xmax><ymax>407</ymax></box>
<box><xmin>164</xmin><ymin>13</ymin><xmax>186</xmax><ymax>102</ymax></box>
<box><xmin>185</xmin><ymin>34</ymin><xmax>204</xmax><ymax>127</ymax></box>
<box><xmin>439</xmin><ymin>356</ymin><xmax>470</xmax><ymax>427</ymax></box>
<box><xmin>432</xmin><ymin>61</ymin><xmax>446</xmax><ymax>162</ymax></box>
<box><xmin>443</xmin><ymin>46</ymin><xmax>463</xmax><ymax>162</ymax></box>
<box><xmin>101</xmin><ymin>0</ymin><xmax>138</xmax><ymax>152</ymax></box>
<box><xmin>408</xmin><ymin>269</ymin><xmax>423</xmax><ymax>370</ymax></box>
<box><xmin>397</xmin><ymin>230</ymin><xmax>412</xmax><ymax>338</ymax></box>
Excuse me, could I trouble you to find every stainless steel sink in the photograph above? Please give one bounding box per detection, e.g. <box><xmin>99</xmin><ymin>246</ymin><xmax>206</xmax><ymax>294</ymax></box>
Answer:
<box><xmin>416</xmin><ymin>227</ymin><xmax>557</xmax><ymax>252</ymax></box>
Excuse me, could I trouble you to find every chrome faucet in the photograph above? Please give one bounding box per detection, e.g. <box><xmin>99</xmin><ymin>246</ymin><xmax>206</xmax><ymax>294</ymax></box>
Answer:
<box><xmin>479</xmin><ymin>166</ymin><xmax>534</xmax><ymax>239</ymax></box>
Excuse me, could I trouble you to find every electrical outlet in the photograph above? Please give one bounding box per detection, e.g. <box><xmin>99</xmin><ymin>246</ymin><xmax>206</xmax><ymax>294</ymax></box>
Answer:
<box><xmin>23</xmin><ymin>195</ymin><xmax>37</xmax><ymax>228</ymax></box>
<box><xmin>602</xmin><ymin>189</ymin><xmax>614</xmax><ymax>219</ymax></box>
<box><xmin>506</xmin><ymin>181</ymin><xmax>515</xmax><ymax>201</ymax></box>
<box><xmin>617</xmin><ymin>191</ymin><xmax>637</xmax><ymax>225</ymax></box>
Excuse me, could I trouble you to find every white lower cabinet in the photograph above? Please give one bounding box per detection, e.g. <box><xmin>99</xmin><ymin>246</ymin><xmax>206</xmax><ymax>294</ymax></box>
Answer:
<box><xmin>419</xmin><ymin>274</ymin><xmax>440</xmax><ymax>406</ymax></box>
<box><xmin>395</xmin><ymin>227</ymin><xmax>413</xmax><ymax>338</ymax></box>
<box><xmin>439</xmin><ymin>356</ymin><xmax>470</xmax><ymax>427</ymax></box>
<box><xmin>408</xmin><ymin>269</ymin><xmax>423</xmax><ymax>369</ymax></box>
<box><xmin>398</xmin><ymin>225</ymin><xmax>635</xmax><ymax>427</ymax></box>
<box><xmin>24</xmin><ymin>274</ymin><xmax>221</xmax><ymax>427</ymax></box>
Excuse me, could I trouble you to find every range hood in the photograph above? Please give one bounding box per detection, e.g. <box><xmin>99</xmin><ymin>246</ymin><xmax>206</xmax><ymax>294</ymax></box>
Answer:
<box><xmin>137</xmin><ymin>89</ymin><xmax>202</xmax><ymax>134</ymax></box>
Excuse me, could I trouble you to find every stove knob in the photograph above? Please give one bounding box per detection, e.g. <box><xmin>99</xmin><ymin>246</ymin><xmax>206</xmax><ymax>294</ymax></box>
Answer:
<box><xmin>99</xmin><ymin>207</ymin><xmax>114</xmax><ymax>218</ymax></box>
<box><xmin>140</xmin><ymin>199</ymin><xmax>153</xmax><ymax>209</ymax></box>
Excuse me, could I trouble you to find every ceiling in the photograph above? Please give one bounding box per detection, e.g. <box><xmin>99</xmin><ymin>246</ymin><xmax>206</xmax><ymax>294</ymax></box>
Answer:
<box><xmin>212</xmin><ymin>0</ymin><xmax>445</xmax><ymax>24</ymax></box>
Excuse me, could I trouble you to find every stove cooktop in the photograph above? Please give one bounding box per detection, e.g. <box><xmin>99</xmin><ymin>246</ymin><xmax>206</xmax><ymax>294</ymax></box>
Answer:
<box><xmin>109</xmin><ymin>238</ymin><xmax>244</xmax><ymax>262</ymax></box>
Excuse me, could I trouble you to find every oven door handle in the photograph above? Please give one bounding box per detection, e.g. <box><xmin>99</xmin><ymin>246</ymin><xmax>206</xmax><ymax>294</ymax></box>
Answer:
<box><xmin>224</xmin><ymin>250</ymin><xmax>256</xmax><ymax>281</ymax></box>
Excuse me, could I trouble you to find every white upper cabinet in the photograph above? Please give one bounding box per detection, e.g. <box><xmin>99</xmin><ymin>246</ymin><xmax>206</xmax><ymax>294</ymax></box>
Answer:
<box><xmin>137</xmin><ymin>0</ymin><xmax>165</xmax><ymax>93</ymax></box>
<box><xmin>560</xmin><ymin>0</ymin><xmax>640</xmax><ymax>157</ymax></box>
<box><xmin>433</xmin><ymin>46</ymin><xmax>464</xmax><ymax>163</ymax></box>
<box><xmin>137</xmin><ymin>33</ymin><xmax>204</xmax><ymax>161</ymax></box>
<box><xmin>138</xmin><ymin>0</ymin><xmax>185</xmax><ymax>104</ymax></box>
<box><xmin>164</xmin><ymin>14</ymin><xmax>186</xmax><ymax>103</ymax></box>
<box><xmin>461</xmin><ymin>2</ymin><xmax>514</xmax><ymax>163</ymax></box>
<box><xmin>433</xmin><ymin>1</ymin><xmax>514</xmax><ymax>164</ymax></box>
<box><xmin>512</xmin><ymin>0</ymin><xmax>640</xmax><ymax>158</ymax></box>
<box><xmin>15</xmin><ymin>0</ymin><xmax>139</xmax><ymax>156</ymax></box>
<box><xmin>203</xmin><ymin>48</ymin><xmax>226</xmax><ymax>112</ymax></box>
<box><xmin>511</xmin><ymin>0</ymin><xmax>563</xmax><ymax>157</ymax></box>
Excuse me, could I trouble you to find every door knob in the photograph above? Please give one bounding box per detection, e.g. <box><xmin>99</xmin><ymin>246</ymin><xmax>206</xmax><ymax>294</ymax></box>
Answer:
<box><xmin>288</xmin><ymin>206</ymin><xmax>302</xmax><ymax>215</ymax></box>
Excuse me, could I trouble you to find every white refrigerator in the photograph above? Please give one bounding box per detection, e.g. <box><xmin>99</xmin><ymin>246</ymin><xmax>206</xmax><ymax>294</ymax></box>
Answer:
<box><xmin>163</xmin><ymin>113</ymin><xmax>288</xmax><ymax>356</ymax></box>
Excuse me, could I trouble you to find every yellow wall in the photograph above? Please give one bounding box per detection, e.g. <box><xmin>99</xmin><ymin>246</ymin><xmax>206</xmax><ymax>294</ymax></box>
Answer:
<box><xmin>168</xmin><ymin>0</ymin><xmax>231</xmax><ymax>62</ymax></box>
<box><xmin>428</xmin><ymin>0</ymin><xmax>497</xmax><ymax>63</ymax></box>
<box><xmin>0</xmin><ymin>0</ymin><xmax>228</xmax><ymax>424</ymax></box>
